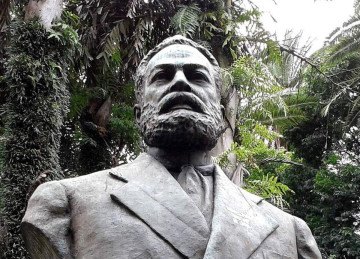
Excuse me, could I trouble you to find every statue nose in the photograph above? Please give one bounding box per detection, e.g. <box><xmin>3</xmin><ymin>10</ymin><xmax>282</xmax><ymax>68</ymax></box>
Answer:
<box><xmin>170</xmin><ymin>71</ymin><xmax>191</xmax><ymax>92</ymax></box>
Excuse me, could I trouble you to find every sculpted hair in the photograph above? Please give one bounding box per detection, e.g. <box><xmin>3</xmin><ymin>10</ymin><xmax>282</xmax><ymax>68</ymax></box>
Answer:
<box><xmin>134</xmin><ymin>35</ymin><xmax>222</xmax><ymax>104</ymax></box>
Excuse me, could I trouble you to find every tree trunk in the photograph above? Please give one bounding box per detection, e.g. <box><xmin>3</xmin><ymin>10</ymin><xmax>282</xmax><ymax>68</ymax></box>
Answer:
<box><xmin>24</xmin><ymin>0</ymin><xmax>63</xmax><ymax>28</ymax></box>
<box><xmin>1</xmin><ymin>1</ymin><xmax>69</xmax><ymax>257</ymax></box>
<box><xmin>210</xmin><ymin>32</ymin><xmax>241</xmax><ymax>183</ymax></box>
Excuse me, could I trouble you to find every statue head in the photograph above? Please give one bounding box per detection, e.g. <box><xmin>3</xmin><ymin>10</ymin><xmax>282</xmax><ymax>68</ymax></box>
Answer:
<box><xmin>134</xmin><ymin>35</ymin><xmax>225</xmax><ymax>151</ymax></box>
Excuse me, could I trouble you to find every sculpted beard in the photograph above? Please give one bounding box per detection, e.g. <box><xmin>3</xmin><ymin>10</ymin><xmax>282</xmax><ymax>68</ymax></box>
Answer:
<box><xmin>139</xmin><ymin>99</ymin><xmax>224</xmax><ymax>151</ymax></box>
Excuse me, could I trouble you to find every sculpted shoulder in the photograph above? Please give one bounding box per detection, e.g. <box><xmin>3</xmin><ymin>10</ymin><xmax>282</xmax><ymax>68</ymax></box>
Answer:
<box><xmin>52</xmin><ymin>153</ymin><xmax>151</xmax><ymax>190</ymax></box>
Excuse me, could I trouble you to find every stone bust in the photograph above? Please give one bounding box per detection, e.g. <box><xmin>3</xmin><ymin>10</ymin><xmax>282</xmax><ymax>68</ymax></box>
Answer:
<box><xmin>22</xmin><ymin>35</ymin><xmax>322</xmax><ymax>259</ymax></box>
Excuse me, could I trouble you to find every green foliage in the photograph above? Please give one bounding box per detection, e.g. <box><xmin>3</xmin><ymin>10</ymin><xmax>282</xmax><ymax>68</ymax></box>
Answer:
<box><xmin>234</xmin><ymin>122</ymin><xmax>281</xmax><ymax>163</ymax></box>
<box><xmin>230</xmin><ymin>31</ymin><xmax>315</xmax><ymax>132</ymax></box>
<box><xmin>286</xmin><ymin>95</ymin><xmax>359</xmax><ymax>253</ymax></box>
<box><xmin>109</xmin><ymin>104</ymin><xmax>141</xmax><ymax>162</ymax></box>
<box><xmin>327</xmin><ymin>15</ymin><xmax>360</xmax><ymax>63</ymax></box>
<box><xmin>307</xmin><ymin>7</ymin><xmax>360</xmax><ymax>130</ymax></box>
<box><xmin>204</xmin><ymin>7</ymin><xmax>264</xmax><ymax>60</ymax></box>
<box><xmin>61</xmin><ymin>82</ymin><xmax>141</xmax><ymax>175</ymax></box>
<box><xmin>170</xmin><ymin>4</ymin><xmax>201</xmax><ymax>38</ymax></box>
<box><xmin>324</xmin><ymin>153</ymin><xmax>340</xmax><ymax>165</ymax></box>
<box><xmin>232</xmin><ymin>55</ymin><xmax>278</xmax><ymax>92</ymax></box>
<box><xmin>282</xmin><ymin>155</ymin><xmax>360</xmax><ymax>258</ymax></box>
<box><xmin>231</xmin><ymin>55</ymin><xmax>309</xmax><ymax>130</ymax></box>
<box><xmin>292</xmin><ymin>32</ymin><xmax>360</xmax><ymax>167</ymax></box>
<box><xmin>224</xmin><ymin>46</ymin><xmax>312</xmax><ymax>211</ymax></box>
<box><xmin>218</xmin><ymin>121</ymin><xmax>295</xmax><ymax>208</ymax></box>
<box><xmin>96</xmin><ymin>23</ymin><xmax>122</xmax><ymax>69</ymax></box>
<box><xmin>245</xmin><ymin>174</ymin><xmax>293</xmax><ymax>209</ymax></box>
<box><xmin>0</xmin><ymin>136</ymin><xmax>4</xmax><ymax>212</ymax></box>
<box><xmin>222</xmin><ymin>41</ymin><xmax>314</xmax><ymax>210</ymax></box>
<box><xmin>68</xmin><ymin>87</ymin><xmax>91</xmax><ymax>119</ymax></box>
<box><xmin>313</xmin><ymin>165</ymin><xmax>360</xmax><ymax>257</ymax></box>
<box><xmin>258</xmin><ymin>92</ymin><xmax>316</xmax><ymax>131</ymax></box>
<box><xmin>1</xmin><ymin>19</ymin><xmax>78</xmax><ymax>258</ymax></box>
<box><xmin>282</xmin><ymin>8</ymin><xmax>360</xmax><ymax>255</ymax></box>
<box><xmin>269</xmin><ymin>31</ymin><xmax>311</xmax><ymax>88</ymax></box>
<box><xmin>264</xmin><ymin>40</ymin><xmax>282</xmax><ymax>66</ymax></box>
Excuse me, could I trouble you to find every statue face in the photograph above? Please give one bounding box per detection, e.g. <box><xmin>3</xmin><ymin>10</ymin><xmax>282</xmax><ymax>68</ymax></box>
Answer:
<box><xmin>136</xmin><ymin>44</ymin><xmax>224</xmax><ymax>151</ymax></box>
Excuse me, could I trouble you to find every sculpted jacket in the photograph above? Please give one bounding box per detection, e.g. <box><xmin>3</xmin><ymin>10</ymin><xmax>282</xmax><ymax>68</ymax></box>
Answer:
<box><xmin>21</xmin><ymin>153</ymin><xmax>322</xmax><ymax>259</ymax></box>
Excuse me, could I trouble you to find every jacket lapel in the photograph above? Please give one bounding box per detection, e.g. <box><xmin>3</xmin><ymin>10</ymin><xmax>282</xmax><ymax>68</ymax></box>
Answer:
<box><xmin>110</xmin><ymin>153</ymin><xmax>210</xmax><ymax>258</ymax></box>
<box><xmin>204</xmin><ymin>166</ymin><xmax>279</xmax><ymax>259</ymax></box>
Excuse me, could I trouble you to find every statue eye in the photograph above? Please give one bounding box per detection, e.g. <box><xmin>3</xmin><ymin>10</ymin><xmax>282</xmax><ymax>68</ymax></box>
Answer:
<box><xmin>151</xmin><ymin>71</ymin><xmax>172</xmax><ymax>83</ymax></box>
<box><xmin>187</xmin><ymin>71</ymin><xmax>210</xmax><ymax>83</ymax></box>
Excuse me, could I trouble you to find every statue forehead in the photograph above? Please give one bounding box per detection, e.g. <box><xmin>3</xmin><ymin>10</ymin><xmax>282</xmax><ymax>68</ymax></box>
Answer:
<box><xmin>146</xmin><ymin>44</ymin><xmax>213</xmax><ymax>70</ymax></box>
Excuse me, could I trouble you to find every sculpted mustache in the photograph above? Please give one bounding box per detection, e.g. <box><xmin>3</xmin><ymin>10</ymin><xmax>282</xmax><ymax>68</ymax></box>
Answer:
<box><xmin>158</xmin><ymin>92</ymin><xmax>207</xmax><ymax>114</ymax></box>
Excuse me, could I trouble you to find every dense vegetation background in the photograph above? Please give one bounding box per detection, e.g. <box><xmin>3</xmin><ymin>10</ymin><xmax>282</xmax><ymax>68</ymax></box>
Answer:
<box><xmin>0</xmin><ymin>0</ymin><xmax>359</xmax><ymax>258</ymax></box>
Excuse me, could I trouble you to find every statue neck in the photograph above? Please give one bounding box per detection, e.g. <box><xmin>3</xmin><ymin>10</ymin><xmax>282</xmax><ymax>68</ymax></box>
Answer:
<box><xmin>147</xmin><ymin>147</ymin><xmax>213</xmax><ymax>170</ymax></box>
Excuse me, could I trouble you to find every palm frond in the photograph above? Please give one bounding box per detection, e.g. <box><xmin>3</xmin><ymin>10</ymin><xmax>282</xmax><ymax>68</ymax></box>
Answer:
<box><xmin>248</xmin><ymin>89</ymin><xmax>316</xmax><ymax>130</ymax></box>
<box><xmin>126</xmin><ymin>0</ymin><xmax>144</xmax><ymax>19</ymax></box>
<box><xmin>345</xmin><ymin>96</ymin><xmax>360</xmax><ymax>128</ymax></box>
<box><xmin>97</xmin><ymin>22</ymin><xmax>124</xmax><ymax>69</ymax></box>
<box><xmin>321</xmin><ymin>88</ymin><xmax>347</xmax><ymax>117</ymax></box>
<box><xmin>329</xmin><ymin>34</ymin><xmax>360</xmax><ymax>62</ymax></box>
<box><xmin>326</xmin><ymin>15</ymin><xmax>360</xmax><ymax>62</ymax></box>
<box><xmin>268</xmin><ymin>31</ymin><xmax>310</xmax><ymax>89</ymax></box>
<box><xmin>170</xmin><ymin>4</ymin><xmax>201</xmax><ymax>38</ymax></box>
<box><xmin>327</xmin><ymin>16</ymin><xmax>360</xmax><ymax>45</ymax></box>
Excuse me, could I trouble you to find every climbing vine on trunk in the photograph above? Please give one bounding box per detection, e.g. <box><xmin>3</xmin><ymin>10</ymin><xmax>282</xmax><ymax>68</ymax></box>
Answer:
<box><xmin>1</xmin><ymin>19</ymin><xmax>78</xmax><ymax>258</ymax></box>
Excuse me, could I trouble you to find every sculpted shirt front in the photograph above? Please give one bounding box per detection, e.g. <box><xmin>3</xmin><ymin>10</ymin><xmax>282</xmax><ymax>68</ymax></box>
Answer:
<box><xmin>174</xmin><ymin>164</ymin><xmax>215</xmax><ymax>230</ymax></box>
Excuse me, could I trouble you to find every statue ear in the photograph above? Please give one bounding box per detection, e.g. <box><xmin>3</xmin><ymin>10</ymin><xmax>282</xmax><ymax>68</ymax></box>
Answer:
<box><xmin>134</xmin><ymin>104</ymin><xmax>141</xmax><ymax>124</ymax></box>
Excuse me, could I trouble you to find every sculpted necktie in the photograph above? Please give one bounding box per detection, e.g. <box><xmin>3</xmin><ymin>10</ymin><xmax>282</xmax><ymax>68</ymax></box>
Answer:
<box><xmin>177</xmin><ymin>164</ymin><xmax>214</xmax><ymax>228</ymax></box>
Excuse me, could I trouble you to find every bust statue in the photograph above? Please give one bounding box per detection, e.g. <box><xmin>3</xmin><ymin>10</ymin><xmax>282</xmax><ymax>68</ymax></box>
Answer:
<box><xmin>22</xmin><ymin>36</ymin><xmax>321</xmax><ymax>259</ymax></box>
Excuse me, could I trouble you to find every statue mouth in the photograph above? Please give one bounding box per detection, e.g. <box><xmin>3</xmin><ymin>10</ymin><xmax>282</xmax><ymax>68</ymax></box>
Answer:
<box><xmin>159</xmin><ymin>93</ymin><xmax>205</xmax><ymax>114</ymax></box>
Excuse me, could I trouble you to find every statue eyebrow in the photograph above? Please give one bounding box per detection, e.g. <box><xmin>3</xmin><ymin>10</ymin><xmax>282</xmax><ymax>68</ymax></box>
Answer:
<box><xmin>151</xmin><ymin>63</ymin><xmax>175</xmax><ymax>72</ymax></box>
<box><xmin>151</xmin><ymin>63</ymin><xmax>210</xmax><ymax>73</ymax></box>
<box><xmin>183</xmin><ymin>63</ymin><xmax>210</xmax><ymax>73</ymax></box>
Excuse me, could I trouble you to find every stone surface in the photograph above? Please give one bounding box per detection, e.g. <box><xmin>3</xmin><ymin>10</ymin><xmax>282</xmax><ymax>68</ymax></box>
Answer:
<box><xmin>22</xmin><ymin>35</ymin><xmax>322</xmax><ymax>258</ymax></box>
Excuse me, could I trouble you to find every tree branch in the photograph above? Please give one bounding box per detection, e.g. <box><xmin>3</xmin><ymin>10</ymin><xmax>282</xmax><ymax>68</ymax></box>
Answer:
<box><xmin>243</xmin><ymin>36</ymin><xmax>357</xmax><ymax>93</ymax></box>
<box><xmin>279</xmin><ymin>45</ymin><xmax>339</xmax><ymax>86</ymax></box>
<box><xmin>279</xmin><ymin>44</ymin><xmax>360</xmax><ymax>94</ymax></box>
